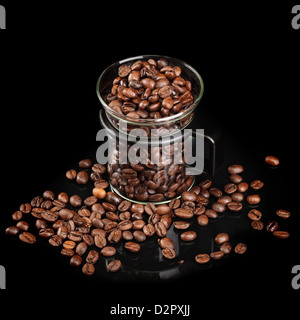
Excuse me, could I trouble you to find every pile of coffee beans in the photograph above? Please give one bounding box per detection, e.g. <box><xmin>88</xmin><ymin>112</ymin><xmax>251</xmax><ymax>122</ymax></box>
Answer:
<box><xmin>5</xmin><ymin>155</ymin><xmax>290</xmax><ymax>277</ymax></box>
<box><xmin>108</xmin><ymin>141</ymin><xmax>194</xmax><ymax>202</ymax></box>
<box><xmin>106</xmin><ymin>58</ymin><xmax>194</xmax><ymax>120</ymax></box>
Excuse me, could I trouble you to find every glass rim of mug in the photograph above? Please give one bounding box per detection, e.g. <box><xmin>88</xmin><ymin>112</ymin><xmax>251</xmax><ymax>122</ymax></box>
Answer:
<box><xmin>96</xmin><ymin>55</ymin><xmax>204</xmax><ymax>126</ymax></box>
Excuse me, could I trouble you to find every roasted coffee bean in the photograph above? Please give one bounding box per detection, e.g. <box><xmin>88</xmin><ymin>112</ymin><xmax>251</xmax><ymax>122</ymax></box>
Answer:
<box><xmin>276</xmin><ymin>209</ymin><xmax>290</xmax><ymax>219</ymax></box>
<box><xmin>12</xmin><ymin>210</ymin><xmax>23</xmax><ymax>221</ymax></box>
<box><xmin>224</xmin><ymin>183</ymin><xmax>237</xmax><ymax>194</ymax></box>
<box><xmin>173</xmin><ymin>221</ymin><xmax>190</xmax><ymax>230</ymax></box>
<box><xmin>130</xmin><ymin>203</ymin><xmax>145</xmax><ymax>214</ymax></box>
<box><xmin>160</xmin><ymin>215</ymin><xmax>172</xmax><ymax>229</ymax></box>
<box><xmin>19</xmin><ymin>232</ymin><xmax>36</xmax><ymax>244</ymax></box>
<box><xmin>180</xmin><ymin>231</ymin><xmax>197</xmax><ymax>242</ymax></box>
<box><xmin>84</xmin><ymin>196</ymin><xmax>98</xmax><ymax>207</ymax></box>
<box><xmin>35</xmin><ymin>218</ymin><xmax>47</xmax><ymax>229</ymax></box>
<box><xmin>194</xmin><ymin>206</ymin><xmax>206</xmax><ymax>215</ymax></box>
<box><xmin>169</xmin><ymin>198</ymin><xmax>181</xmax><ymax>210</ymax></box>
<box><xmin>197</xmin><ymin>214</ymin><xmax>209</xmax><ymax>226</ymax></box>
<box><xmin>273</xmin><ymin>231</ymin><xmax>290</xmax><ymax>239</ymax></box>
<box><xmin>155</xmin><ymin>204</ymin><xmax>171</xmax><ymax>215</ymax></box>
<box><xmin>90</xmin><ymin>172</ymin><xmax>102</xmax><ymax>182</ymax></box>
<box><xmin>101</xmin><ymin>246</ymin><xmax>116</xmax><ymax>257</ymax></box>
<box><xmin>266</xmin><ymin>221</ymin><xmax>279</xmax><ymax>233</ymax></box>
<box><xmin>265</xmin><ymin>155</ymin><xmax>280</xmax><ymax>166</ymax></box>
<box><xmin>59</xmin><ymin>208</ymin><xmax>75</xmax><ymax>221</ymax></box>
<box><xmin>31</xmin><ymin>196</ymin><xmax>43</xmax><ymax>207</ymax></box>
<box><xmin>227</xmin><ymin>201</ymin><xmax>243</xmax><ymax>212</ymax></box>
<box><xmin>195</xmin><ymin>253</ymin><xmax>210</xmax><ymax>264</ymax></box>
<box><xmin>43</xmin><ymin>190</ymin><xmax>55</xmax><ymax>201</ymax></box>
<box><xmin>49</xmin><ymin>234</ymin><xmax>62</xmax><ymax>247</ymax></box>
<box><xmin>41</xmin><ymin>210</ymin><xmax>58</xmax><ymax>222</ymax></box>
<box><xmin>76</xmin><ymin>171</ymin><xmax>89</xmax><ymax>184</ymax></box>
<box><xmin>220</xmin><ymin>242</ymin><xmax>232</xmax><ymax>254</ymax></box>
<box><xmin>82</xmin><ymin>234</ymin><xmax>94</xmax><ymax>246</ymax></box>
<box><xmin>105</xmin><ymin>192</ymin><xmax>122</xmax><ymax>206</ymax></box>
<box><xmin>79</xmin><ymin>158</ymin><xmax>92</xmax><ymax>168</ymax></box>
<box><xmin>132</xmin><ymin>220</ymin><xmax>145</xmax><ymax>230</ymax></box>
<box><xmin>104</xmin><ymin>221</ymin><xmax>118</xmax><ymax>231</ymax></box>
<box><xmin>155</xmin><ymin>221</ymin><xmax>167</xmax><ymax>237</ymax></box>
<box><xmin>218</xmin><ymin>195</ymin><xmax>232</xmax><ymax>205</ymax></box>
<box><xmin>194</xmin><ymin>194</ymin><xmax>208</xmax><ymax>206</ymax></box>
<box><xmin>94</xmin><ymin>234</ymin><xmax>107</xmax><ymax>248</ymax></box>
<box><xmin>229</xmin><ymin>174</ymin><xmax>243</xmax><ymax>184</ymax></box>
<box><xmin>209</xmin><ymin>187</ymin><xmax>222</xmax><ymax>198</ymax></box>
<box><xmin>78</xmin><ymin>208</ymin><xmax>91</xmax><ymax>217</ymax></box>
<box><xmin>63</xmin><ymin>240</ymin><xmax>76</xmax><ymax>250</ymax></box>
<box><xmin>143</xmin><ymin>224</ymin><xmax>155</xmax><ymax>237</ymax></box>
<box><xmin>234</xmin><ymin>243</ymin><xmax>247</xmax><ymax>254</ymax></box>
<box><xmin>94</xmin><ymin>179</ymin><xmax>109</xmax><ymax>189</ymax></box>
<box><xmin>40</xmin><ymin>200</ymin><xmax>52</xmax><ymax>210</ymax></box>
<box><xmin>31</xmin><ymin>208</ymin><xmax>44</xmax><ymax>219</ymax></box>
<box><xmin>107</xmin><ymin>260</ymin><xmax>122</xmax><ymax>272</ymax></box>
<box><xmin>39</xmin><ymin>228</ymin><xmax>55</xmax><ymax>238</ymax></box>
<box><xmin>124</xmin><ymin>241</ymin><xmax>141</xmax><ymax>253</ymax></box>
<box><xmin>174</xmin><ymin>208</ymin><xmax>194</xmax><ymax>219</ymax></box>
<box><xmin>76</xmin><ymin>241</ymin><xmax>88</xmax><ymax>256</ymax></box>
<box><xmin>158</xmin><ymin>237</ymin><xmax>175</xmax><ymax>249</ymax></box>
<box><xmin>251</xmin><ymin>220</ymin><xmax>264</xmax><ymax>230</ymax></box>
<box><xmin>102</xmin><ymin>202</ymin><xmax>117</xmax><ymax>212</ymax></box>
<box><xmin>20</xmin><ymin>203</ymin><xmax>31</xmax><ymax>214</ymax></box>
<box><xmin>86</xmin><ymin>250</ymin><xmax>99</xmax><ymax>264</ymax></box>
<box><xmin>250</xmin><ymin>180</ymin><xmax>264</xmax><ymax>190</ymax></box>
<box><xmin>118</xmin><ymin>220</ymin><xmax>133</xmax><ymax>231</ymax></box>
<box><xmin>246</xmin><ymin>194</ymin><xmax>261</xmax><ymax>205</ymax></box>
<box><xmin>118</xmin><ymin>200</ymin><xmax>132</xmax><ymax>212</ymax></box>
<box><xmin>248</xmin><ymin>209</ymin><xmax>262</xmax><ymax>221</ymax></box>
<box><xmin>133</xmin><ymin>230</ymin><xmax>146</xmax><ymax>242</ymax></box>
<box><xmin>57</xmin><ymin>192</ymin><xmax>69</xmax><ymax>204</ymax></box>
<box><xmin>215</xmin><ymin>233</ymin><xmax>229</xmax><ymax>245</ymax></box>
<box><xmin>237</xmin><ymin>182</ymin><xmax>249</xmax><ymax>193</ymax></box>
<box><xmin>231</xmin><ymin>192</ymin><xmax>244</xmax><ymax>202</ymax></box>
<box><xmin>108</xmin><ymin>229</ymin><xmax>122</xmax><ymax>243</ymax></box>
<box><xmin>82</xmin><ymin>263</ymin><xmax>95</xmax><ymax>276</ymax></box>
<box><xmin>181</xmin><ymin>191</ymin><xmax>197</xmax><ymax>202</ymax></box>
<box><xmin>199</xmin><ymin>179</ymin><xmax>212</xmax><ymax>189</ymax></box>
<box><xmin>118</xmin><ymin>65</ymin><xmax>131</xmax><ymax>78</ymax></box>
<box><xmin>69</xmin><ymin>195</ymin><xmax>82</xmax><ymax>207</ymax></box>
<box><xmin>162</xmin><ymin>247</ymin><xmax>176</xmax><ymax>259</ymax></box>
<box><xmin>205</xmin><ymin>209</ymin><xmax>218</xmax><ymax>219</ymax></box>
<box><xmin>212</xmin><ymin>202</ymin><xmax>226</xmax><ymax>213</ymax></box>
<box><xmin>122</xmin><ymin>230</ymin><xmax>134</xmax><ymax>240</ymax></box>
<box><xmin>56</xmin><ymin>226</ymin><xmax>68</xmax><ymax>239</ymax></box>
<box><xmin>210</xmin><ymin>251</ymin><xmax>224</xmax><ymax>260</ymax></box>
<box><xmin>70</xmin><ymin>255</ymin><xmax>83</xmax><ymax>267</ymax></box>
<box><xmin>66</xmin><ymin>169</ymin><xmax>77</xmax><ymax>180</ymax></box>
<box><xmin>6</xmin><ymin>226</ymin><xmax>20</xmax><ymax>236</ymax></box>
<box><xmin>16</xmin><ymin>221</ymin><xmax>29</xmax><ymax>231</ymax></box>
<box><xmin>68</xmin><ymin>231</ymin><xmax>83</xmax><ymax>242</ymax></box>
<box><xmin>228</xmin><ymin>164</ymin><xmax>244</xmax><ymax>175</ymax></box>
<box><xmin>61</xmin><ymin>248</ymin><xmax>75</xmax><ymax>257</ymax></box>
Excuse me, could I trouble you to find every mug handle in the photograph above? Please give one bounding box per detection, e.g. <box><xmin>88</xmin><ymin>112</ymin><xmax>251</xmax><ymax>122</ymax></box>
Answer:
<box><xmin>191</xmin><ymin>129</ymin><xmax>216</xmax><ymax>178</ymax></box>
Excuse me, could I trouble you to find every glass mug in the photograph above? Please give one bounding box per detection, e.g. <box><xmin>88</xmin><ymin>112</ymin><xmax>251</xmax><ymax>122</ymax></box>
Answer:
<box><xmin>96</xmin><ymin>55</ymin><xmax>215</xmax><ymax>204</ymax></box>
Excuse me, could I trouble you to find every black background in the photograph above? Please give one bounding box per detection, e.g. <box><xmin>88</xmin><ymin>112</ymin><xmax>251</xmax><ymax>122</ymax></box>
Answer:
<box><xmin>0</xmin><ymin>1</ymin><xmax>299</xmax><ymax>317</ymax></box>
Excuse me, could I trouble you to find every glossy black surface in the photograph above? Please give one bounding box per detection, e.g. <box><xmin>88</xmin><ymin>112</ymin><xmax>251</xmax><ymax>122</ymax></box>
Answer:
<box><xmin>1</xmin><ymin>2</ymin><xmax>299</xmax><ymax>316</ymax></box>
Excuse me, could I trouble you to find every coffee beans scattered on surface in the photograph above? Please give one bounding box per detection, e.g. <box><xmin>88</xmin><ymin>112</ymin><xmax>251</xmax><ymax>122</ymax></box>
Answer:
<box><xmin>5</xmin><ymin>154</ymin><xmax>290</xmax><ymax>278</ymax></box>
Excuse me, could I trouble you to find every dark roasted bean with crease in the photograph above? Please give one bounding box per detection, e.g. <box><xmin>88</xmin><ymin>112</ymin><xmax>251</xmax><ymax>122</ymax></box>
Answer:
<box><xmin>276</xmin><ymin>209</ymin><xmax>290</xmax><ymax>219</ymax></box>
<box><xmin>273</xmin><ymin>231</ymin><xmax>289</xmax><ymax>239</ymax></box>
<box><xmin>162</xmin><ymin>248</ymin><xmax>176</xmax><ymax>259</ymax></box>
<box><xmin>107</xmin><ymin>260</ymin><xmax>122</xmax><ymax>272</ymax></box>
<box><xmin>266</xmin><ymin>221</ymin><xmax>278</xmax><ymax>233</ymax></box>
<box><xmin>82</xmin><ymin>263</ymin><xmax>95</xmax><ymax>275</ymax></box>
